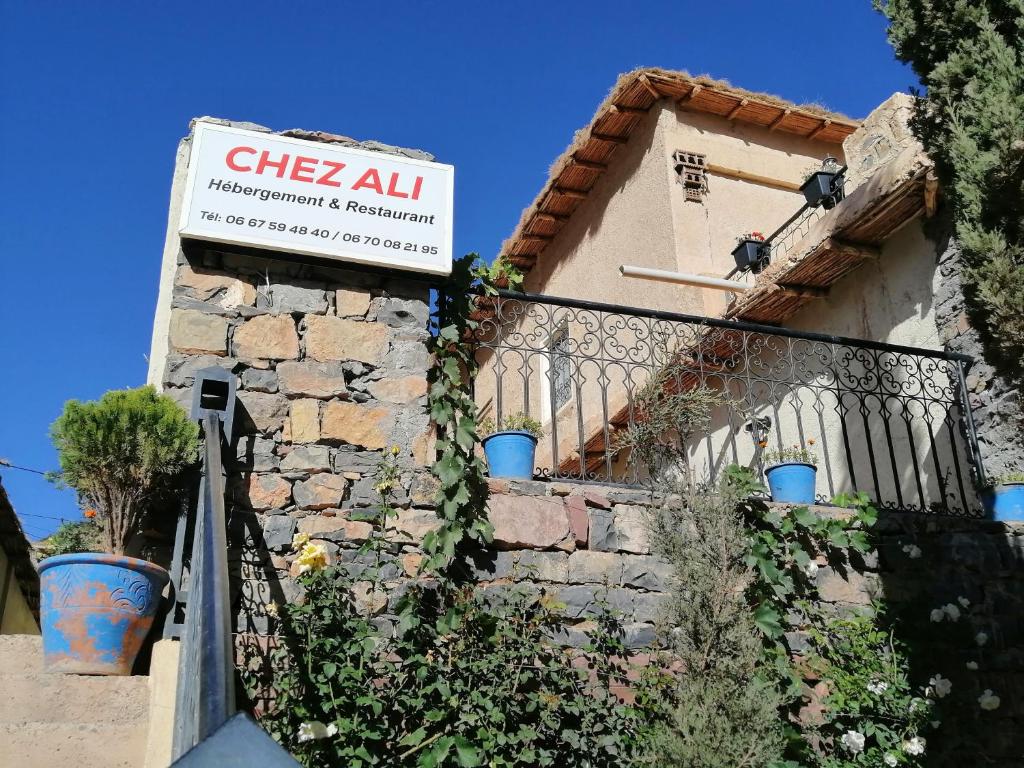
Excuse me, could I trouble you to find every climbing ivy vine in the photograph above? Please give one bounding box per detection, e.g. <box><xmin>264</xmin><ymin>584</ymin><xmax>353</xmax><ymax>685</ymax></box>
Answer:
<box><xmin>423</xmin><ymin>252</ymin><xmax>522</xmax><ymax>580</ymax></box>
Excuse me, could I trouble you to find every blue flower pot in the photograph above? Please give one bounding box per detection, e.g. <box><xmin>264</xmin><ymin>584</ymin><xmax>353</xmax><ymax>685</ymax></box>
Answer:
<box><xmin>38</xmin><ymin>553</ymin><xmax>169</xmax><ymax>675</ymax></box>
<box><xmin>765</xmin><ymin>462</ymin><xmax>817</xmax><ymax>505</ymax></box>
<box><xmin>988</xmin><ymin>483</ymin><xmax>1024</xmax><ymax>522</ymax></box>
<box><xmin>482</xmin><ymin>430</ymin><xmax>538</xmax><ymax>480</ymax></box>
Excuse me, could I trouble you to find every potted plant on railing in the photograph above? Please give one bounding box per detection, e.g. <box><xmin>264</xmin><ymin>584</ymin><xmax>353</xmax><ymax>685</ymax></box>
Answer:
<box><xmin>763</xmin><ymin>443</ymin><xmax>817</xmax><ymax>504</ymax></box>
<box><xmin>480</xmin><ymin>413</ymin><xmax>544</xmax><ymax>480</ymax></box>
<box><xmin>800</xmin><ymin>156</ymin><xmax>846</xmax><ymax>210</ymax></box>
<box><xmin>39</xmin><ymin>386</ymin><xmax>199</xmax><ymax>675</ymax></box>
<box><xmin>731</xmin><ymin>231</ymin><xmax>769</xmax><ymax>274</ymax></box>
<box><xmin>984</xmin><ymin>471</ymin><xmax>1024</xmax><ymax>522</ymax></box>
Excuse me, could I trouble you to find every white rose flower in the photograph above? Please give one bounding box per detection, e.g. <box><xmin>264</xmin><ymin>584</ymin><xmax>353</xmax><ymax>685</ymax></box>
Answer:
<box><xmin>976</xmin><ymin>631</ymin><xmax>989</xmax><ymax>646</ymax></box>
<box><xmin>966</xmin><ymin>661</ymin><xmax>979</xmax><ymax>671</ymax></box>
<box><xmin>958</xmin><ymin>596</ymin><xmax>970</xmax><ymax>608</ymax></box>
<box><xmin>840</xmin><ymin>730</ymin><xmax>866</xmax><ymax>754</ymax></box>
<box><xmin>929</xmin><ymin>674</ymin><xmax>952</xmax><ymax>698</ymax></box>
<box><xmin>297</xmin><ymin>721</ymin><xmax>332</xmax><ymax>742</ymax></box>
<box><xmin>903</xmin><ymin>736</ymin><xmax>926</xmax><ymax>756</ymax></box>
<box><xmin>884</xmin><ymin>754</ymin><xmax>898</xmax><ymax>767</ymax></box>
<box><xmin>942</xmin><ymin>603</ymin><xmax>961</xmax><ymax>621</ymax></box>
<box><xmin>803</xmin><ymin>561</ymin><xmax>820</xmax><ymax>578</ymax></box>
<box><xmin>867</xmin><ymin>680</ymin><xmax>889</xmax><ymax>695</ymax></box>
<box><xmin>902</xmin><ymin>543</ymin><xmax>922</xmax><ymax>559</ymax></box>
<box><xmin>978</xmin><ymin>689</ymin><xmax>1001</xmax><ymax>711</ymax></box>
<box><xmin>929</xmin><ymin>608</ymin><xmax>945</xmax><ymax>623</ymax></box>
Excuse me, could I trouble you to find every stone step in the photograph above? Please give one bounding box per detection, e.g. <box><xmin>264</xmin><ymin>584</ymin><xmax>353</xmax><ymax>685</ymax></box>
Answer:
<box><xmin>0</xmin><ymin>721</ymin><xmax>149</xmax><ymax>768</ymax></box>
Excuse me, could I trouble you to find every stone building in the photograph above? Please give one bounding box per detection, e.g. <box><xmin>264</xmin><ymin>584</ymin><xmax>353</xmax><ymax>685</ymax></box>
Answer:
<box><xmin>0</xmin><ymin>479</ymin><xmax>39</xmax><ymax>635</ymax></box>
<box><xmin>126</xmin><ymin>72</ymin><xmax>1024</xmax><ymax>764</ymax></box>
<box><xmin>476</xmin><ymin>67</ymin><xmax>1024</xmax><ymax>513</ymax></box>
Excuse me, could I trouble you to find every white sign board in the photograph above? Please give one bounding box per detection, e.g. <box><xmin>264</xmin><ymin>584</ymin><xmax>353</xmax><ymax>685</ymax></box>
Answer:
<box><xmin>179</xmin><ymin>122</ymin><xmax>454</xmax><ymax>275</ymax></box>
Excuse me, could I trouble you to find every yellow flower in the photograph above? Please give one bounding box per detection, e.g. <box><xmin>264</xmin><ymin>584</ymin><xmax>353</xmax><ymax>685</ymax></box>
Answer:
<box><xmin>291</xmin><ymin>532</ymin><xmax>310</xmax><ymax>551</ymax></box>
<box><xmin>295</xmin><ymin>542</ymin><xmax>329</xmax><ymax>574</ymax></box>
<box><xmin>264</xmin><ymin>601</ymin><xmax>279</xmax><ymax>618</ymax></box>
<box><xmin>391</xmin><ymin>445</ymin><xmax>401</xmax><ymax>456</ymax></box>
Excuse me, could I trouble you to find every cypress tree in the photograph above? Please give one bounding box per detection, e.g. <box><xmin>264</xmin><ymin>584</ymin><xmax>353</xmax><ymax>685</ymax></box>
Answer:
<box><xmin>877</xmin><ymin>0</ymin><xmax>1024</xmax><ymax>373</ymax></box>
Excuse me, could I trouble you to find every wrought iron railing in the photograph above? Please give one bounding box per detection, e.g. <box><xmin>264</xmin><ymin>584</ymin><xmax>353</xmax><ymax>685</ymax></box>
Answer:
<box><xmin>472</xmin><ymin>290</ymin><xmax>986</xmax><ymax>516</ymax></box>
<box><xmin>728</xmin><ymin>166</ymin><xmax>852</xmax><ymax>286</ymax></box>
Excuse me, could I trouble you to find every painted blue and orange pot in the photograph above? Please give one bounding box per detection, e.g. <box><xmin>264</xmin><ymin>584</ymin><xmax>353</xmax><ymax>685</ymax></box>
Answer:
<box><xmin>765</xmin><ymin>462</ymin><xmax>818</xmax><ymax>505</ymax></box>
<box><xmin>38</xmin><ymin>553</ymin><xmax>168</xmax><ymax>675</ymax></box>
<box><xmin>986</xmin><ymin>482</ymin><xmax>1024</xmax><ymax>522</ymax></box>
<box><xmin>482</xmin><ymin>430</ymin><xmax>538</xmax><ymax>480</ymax></box>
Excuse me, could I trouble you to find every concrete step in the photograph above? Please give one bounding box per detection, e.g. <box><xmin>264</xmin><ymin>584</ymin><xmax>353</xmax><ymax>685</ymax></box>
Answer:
<box><xmin>0</xmin><ymin>671</ymin><xmax>150</xmax><ymax>725</ymax></box>
<box><xmin>0</xmin><ymin>721</ymin><xmax>149</xmax><ymax>768</ymax></box>
<box><xmin>0</xmin><ymin>634</ymin><xmax>152</xmax><ymax>767</ymax></box>
<box><xmin>0</xmin><ymin>634</ymin><xmax>44</xmax><ymax>675</ymax></box>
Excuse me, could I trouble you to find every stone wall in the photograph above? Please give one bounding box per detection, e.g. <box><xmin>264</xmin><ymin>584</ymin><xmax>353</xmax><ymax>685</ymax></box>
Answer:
<box><xmin>930</xmin><ymin>216</ymin><xmax>1024</xmax><ymax>480</ymax></box>
<box><xmin>158</xmin><ymin>248</ymin><xmax>437</xmax><ymax>634</ymax></box>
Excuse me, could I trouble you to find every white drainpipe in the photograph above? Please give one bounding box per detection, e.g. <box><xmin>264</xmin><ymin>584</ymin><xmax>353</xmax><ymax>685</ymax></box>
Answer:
<box><xmin>619</xmin><ymin>264</ymin><xmax>751</xmax><ymax>292</ymax></box>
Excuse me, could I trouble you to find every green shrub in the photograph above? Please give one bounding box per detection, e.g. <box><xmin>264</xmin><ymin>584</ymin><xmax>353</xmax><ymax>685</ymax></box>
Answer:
<box><xmin>49</xmin><ymin>385</ymin><xmax>199</xmax><ymax>555</ymax></box>
<box><xmin>42</xmin><ymin>519</ymin><xmax>103</xmax><ymax>556</ymax></box>
<box><xmin>478</xmin><ymin>412</ymin><xmax>544</xmax><ymax>438</ymax></box>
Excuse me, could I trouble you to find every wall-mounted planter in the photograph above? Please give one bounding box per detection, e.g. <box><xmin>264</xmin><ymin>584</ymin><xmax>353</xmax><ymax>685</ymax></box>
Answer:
<box><xmin>482</xmin><ymin>430</ymin><xmax>538</xmax><ymax>480</ymax></box>
<box><xmin>765</xmin><ymin>462</ymin><xmax>817</xmax><ymax>505</ymax></box>
<box><xmin>38</xmin><ymin>553</ymin><xmax>168</xmax><ymax>675</ymax></box>
<box><xmin>731</xmin><ymin>239</ymin><xmax>768</xmax><ymax>274</ymax></box>
<box><xmin>986</xmin><ymin>482</ymin><xmax>1024</xmax><ymax>522</ymax></box>
<box><xmin>800</xmin><ymin>171</ymin><xmax>845</xmax><ymax>210</ymax></box>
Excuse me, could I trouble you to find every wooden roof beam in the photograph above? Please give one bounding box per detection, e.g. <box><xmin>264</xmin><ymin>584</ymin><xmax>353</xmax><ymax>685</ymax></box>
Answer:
<box><xmin>778</xmin><ymin>284</ymin><xmax>829</xmax><ymax>299</ymax></box>
<box><xmin>552</xmin><ymin>186</ymin><xmax>589</xmax><ymax>200</ymax></box>
<box><xmin>679</xmin><ymin>83</ymin><xmax>703</xmax><ymax>103</ymax></box>
<box><xmin>769</xmin><ymin>109</ymin><xmax>792</xmax><ymax>132</ymax></box>
<box><xmin>609</xmin><ymin>104</ymin><xmax>648</xmax><ymax>115</ymax></box>
<box><xmin>521</xmin><ymin>233</ymin><xmax>554</xmax><ymax>242</ymax></box>
<box><xmin>637</xmin><ymin>73</ymin><xmax>661</xmax><ymax>100</ymax></box>
<box><xmin>534</xmin><ymin>211</ymin><xmax>570</xmax><ymax>223</ymax></box>
<box><xmin>591</xmin><ymin>132</ymin><xmax>629</xmax><ymax>144</ymax></box>
<box><xmin>726</xmin><ymin>98</ymin><xmax>749</xmax><ymax>120</ymax></box>
<box><xmin>807</xmin><ymin>118</ymin><xmax>833</xmax><ymax>141</ymax></box>
<box><xmin>569</xmin><ymin>157</ymin><xmax>608</xmax><ymax>172</ymax></box>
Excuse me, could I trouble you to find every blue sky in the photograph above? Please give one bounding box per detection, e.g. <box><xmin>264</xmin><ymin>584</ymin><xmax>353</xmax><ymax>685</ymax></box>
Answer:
<box><xmin>0</xmin><ymin>1</ymin><xmax>912</xmax><ymax>538</ymax></box>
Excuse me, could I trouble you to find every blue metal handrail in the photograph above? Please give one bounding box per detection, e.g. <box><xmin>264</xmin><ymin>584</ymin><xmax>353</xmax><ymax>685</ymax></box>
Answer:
<box><xmin>172</xmin><ymin>369</ymin><xmax>237</xmax><ymax>758</ymax></box>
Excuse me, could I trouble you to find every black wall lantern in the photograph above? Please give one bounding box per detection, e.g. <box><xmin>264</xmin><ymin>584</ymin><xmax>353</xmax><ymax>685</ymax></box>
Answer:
<box><xmin>731</xmin><ymin>235</ymin><xmax>770</xmax><ymax>274</ymax></box>
<box><xmin>800</xmin><ymin>156</ymin><xmax>846</xmax><ymax>210</ymax></box>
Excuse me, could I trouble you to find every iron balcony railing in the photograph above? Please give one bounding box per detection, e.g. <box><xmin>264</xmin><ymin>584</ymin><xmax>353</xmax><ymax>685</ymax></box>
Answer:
<box><xmin>472</xmin><ymin>290</ymin><xmax>986</xmax><ymax>516</ymax></box>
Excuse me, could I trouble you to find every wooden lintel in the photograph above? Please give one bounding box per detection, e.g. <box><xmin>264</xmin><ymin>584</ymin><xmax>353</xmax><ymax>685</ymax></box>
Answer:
<box><xmin>535</xmin><ymin>211</ymin><xmax>570</xmax><ymax>223</ymax></box>
<box><xmin>638</xmin><ymin>73</ymin><xmax>661</xmax><ymax>100</ymax></box>
<box><xmin>552</xmin><ymin>186</ymin><xmax>589</xmax><ymax>200</ymax></box>
<box><xmin>769</xmin><ymin>109</ymin><xmax>792</xmax><ymax>131</ymax></box>
<box><xmin>778</xmin><ymin>284</ymin><xmax>829</xmax><ymax>299</ymax></box>
<box><xmin>520</xmin><ymin>233</ymin><xmax>554</xmax><ymax>242</ymax></box>
<box><xmin>924</xmin><ymin>170</ymin><xmax>940</xmax><ymax>217</ymax></box>
<box><xmin>807</xmin><ymin>118</ymin><xmax>833</xmax><ymax>141</ymax></box>
<box><xmin>609</xmin><ymin>104</ymin><xmax>647</xmax><ymax>115</ymax></box>
<box><xmin>591</xmin><ymin>132</ymin><xmax>629</xmax><ymax>144</ymax></box>
<box><xmin>570</xmin><ymin>157</ymin><xmax>608</xmax><ymax>172</ymax></box>
<box><xmin>706</xmin><ymin>162</ymin><xmax>801</xmax><ymax>192</ymax></box>
<box><xmin>828</xmin><ymin>237</ymin><xmax>881</xmax><ymax>260</ymax></box>
<box><xmin>726</xmin><ymin>98</ymin><xmax>749</xmax><ymax>120</ymax></box>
